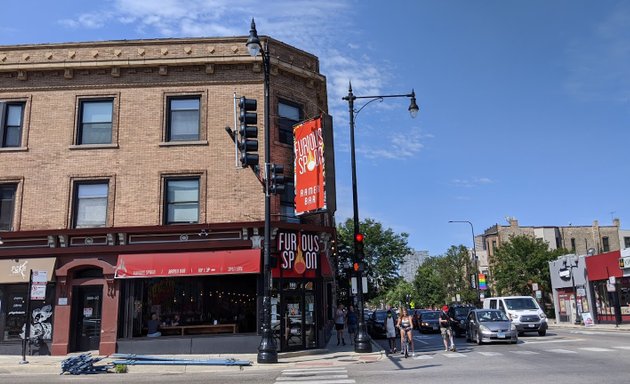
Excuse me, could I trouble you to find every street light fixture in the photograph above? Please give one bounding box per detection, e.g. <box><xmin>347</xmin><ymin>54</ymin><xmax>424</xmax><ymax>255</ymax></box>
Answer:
<box><xmin>448</xmin><ymin>220</ymin><xmax>480</xmax><ymax>304</ymax></box>
<box><xmin>343</xmin><ymin>82</ymin><xmax>418</xmax><ymax>353</ymax></box>
<box><xmin>246</xmin><ymin>18</ymin><xmax>277</xmax><ymax>364</ymax></box>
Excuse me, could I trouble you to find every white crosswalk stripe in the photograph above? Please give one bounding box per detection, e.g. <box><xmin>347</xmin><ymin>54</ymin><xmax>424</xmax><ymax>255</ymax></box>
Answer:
<box><xmin>613</xmin><ymin>346</ymin><xmax>630</xmax><ymax>350</ymax></box>
<box><xmin>510</xmin><ymin>350</ymin><xmax>539</xmax><ymax>355</ymax></box>
<box><xmin>442</xmin><ymin>352</ymin><xmax>466</xmax><ymax>358</ymax></box>
<box><xmin>478</xmin><ymin>351</ymin><xmax>503</xmax><ymax>356</ymax></box>
<box><xmin>276</xmin><ymin>367</ymin><xmax>354</xmax><ymax>384</ymax></box>
<box><xmin>547</xmin><ymin>348</ymin><xmax>578</xmax><ymax>354</ymax></box>
<box><xmin>578</xmin><ymin>347</ymin><xmax>615</xmax><ymax>352</ymax></box>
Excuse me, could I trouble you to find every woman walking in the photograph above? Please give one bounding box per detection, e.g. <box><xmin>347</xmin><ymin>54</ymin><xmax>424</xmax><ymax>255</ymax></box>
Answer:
<box><xmin>385</xmin><ymin>309</ymin><xmax>397</xmax><ymax>354</ymax></box>
<box><xmin>335</xmin><ymin>304</ymin><xmax>346</xmax><ymax>346</ymax></box>
<box><xmin>346</xmin><ymin>305</ymin><xmax>358</xmax><ymax>345</ymax></box>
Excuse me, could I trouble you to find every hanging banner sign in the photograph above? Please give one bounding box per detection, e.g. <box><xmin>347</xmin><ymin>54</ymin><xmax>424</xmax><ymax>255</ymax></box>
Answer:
<box><xmin>293</xmin><ymin>117</ymin><xmax>326</xmax><ymax>215</ymax></box>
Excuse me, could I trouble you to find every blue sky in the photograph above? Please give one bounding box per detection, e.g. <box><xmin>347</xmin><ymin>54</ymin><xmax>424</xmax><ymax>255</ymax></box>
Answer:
<box><xmin>2</xmin><ymin>1</ymin><xmax>629</xmax><ymax>256</ymax></box>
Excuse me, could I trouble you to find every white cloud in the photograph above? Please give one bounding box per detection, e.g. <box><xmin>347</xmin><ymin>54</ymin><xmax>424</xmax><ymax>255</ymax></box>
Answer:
<box><xmin>450</xmin><ymin>177</ymin><xmax>495</xmax><ymax>188</ymax></box>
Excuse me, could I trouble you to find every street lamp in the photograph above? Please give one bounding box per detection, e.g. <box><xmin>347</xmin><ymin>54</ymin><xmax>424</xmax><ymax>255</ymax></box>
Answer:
<box><xmin>246</xmin><ymin>18</ymin><xmax>277</xmax><ymax>364</ymax></box>
<box><xmin>563</xmin><ymin>255</ymin><xmax>582</xmax><ymax>324</ymax></box>
<box><xmin>448</xmin><ymin>220</ymin><xmax>480</xmax><ymax>304</ymax></box>
<box><xmin>343</xmin><ymin>82</ymin><xmax>419</xmax><ymax>353</ymax></box>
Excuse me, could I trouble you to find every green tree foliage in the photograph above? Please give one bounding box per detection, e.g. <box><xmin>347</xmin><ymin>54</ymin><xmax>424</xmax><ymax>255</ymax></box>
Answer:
<box><xmin>412</xmin><ymin>246</ymin><xmax>476</xmax><ymax>307</ymax></box>
<box><xmin>336</xmin><ymin>217</ymin><xmax>412</xmax><ymax>303</ymax></box>
<box><xmin>490</xmin><ymin>234</ymin><xmax>567</xmax><ymax>296</ymax></box>
<box><xmin>382</xmin><ymin>279</ymin><xmax>415</xmax><ymax>309</ymax></box>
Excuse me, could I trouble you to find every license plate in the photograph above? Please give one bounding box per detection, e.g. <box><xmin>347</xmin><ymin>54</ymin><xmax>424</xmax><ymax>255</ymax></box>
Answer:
<box><xmin>497</xmin><ymin>331</ymin><xmax>505</xmax><ymax>338</ymax></box>
<box><xmin>528</xmin><ymin>324</ymin><xmax>535</xmax><ymax>328</ymax></box>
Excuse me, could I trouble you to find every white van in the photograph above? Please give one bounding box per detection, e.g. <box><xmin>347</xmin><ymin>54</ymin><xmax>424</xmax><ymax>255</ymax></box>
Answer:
<box><xmin>483</xmin><ymin>296</ymin><xmax>547</xmax><ymax>336</ymax></box>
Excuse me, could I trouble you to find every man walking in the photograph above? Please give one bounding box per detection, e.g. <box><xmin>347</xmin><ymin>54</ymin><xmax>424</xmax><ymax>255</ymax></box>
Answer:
<box><xmin>440</xmin><ymin>305</ymin><xmax>456</xmax><ymax>352</ymax></box>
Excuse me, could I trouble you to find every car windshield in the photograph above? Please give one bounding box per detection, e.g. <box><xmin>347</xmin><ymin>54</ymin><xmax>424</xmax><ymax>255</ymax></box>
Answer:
<box><xmin>375</xmin><ymin>311</ymin><xmax>390</xmax><ymax>321</ymax></box>
<box><xmin>454</xmin><ymin>307</ymin><xmax>471</xmax><ymax>316</ymax></box>
<box><xmin>422</xmin><ymin>312</ymin><xmax>439</xmax><ymax>320</ymax></box>
<box><xmin>477</xmin><ymin>311</ymin><xmax>509</xmax><ymax>322</ymax></box>
<box><xmin>505</xmin><ymin>298</ymin><xmax>538</xmax><ymax>310</ymax></box>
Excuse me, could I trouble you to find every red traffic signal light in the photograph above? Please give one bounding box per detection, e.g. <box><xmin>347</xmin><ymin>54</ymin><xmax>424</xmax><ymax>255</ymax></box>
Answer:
<box><xmin>355</xmin><ymin>233</ymin><xmax>364</xmax><ymax>243</ymax></box>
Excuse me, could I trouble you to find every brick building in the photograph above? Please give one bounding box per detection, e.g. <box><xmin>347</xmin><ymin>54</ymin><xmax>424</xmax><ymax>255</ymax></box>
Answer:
<box><xmin>0</xmin><ymin>36</ymin><xmax>336</xmax><ymax>356</ymax></box>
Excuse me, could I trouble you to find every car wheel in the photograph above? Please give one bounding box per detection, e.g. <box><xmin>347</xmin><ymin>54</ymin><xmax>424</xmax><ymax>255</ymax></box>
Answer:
<box><xmin>476</xmin><ymin>330</ymin><xmax>483</xmax><ymax>345</ymax></box>
<box><xmin>538</xmin><ymin>329</ymin><xmax>546</xmax><ymax>336</ymax></box>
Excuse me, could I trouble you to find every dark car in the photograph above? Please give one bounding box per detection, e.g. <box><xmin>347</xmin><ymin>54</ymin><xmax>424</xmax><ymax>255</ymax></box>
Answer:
<box><xmin>366</xmin><ymin>309</ymin><xmax>397</xmax><ymax>339</ymax></box>
<box><xmin>411</xmin><ymin>309</ymin><xmax>431</xmax><ymax>329</ymax></box>
<box><xmin>416</xmin><ymin>310</ymin><xmax>441</xmax><ymax>333</ymax></box>
<box><xmin>466</xmin><ymin>309</ymin><xmax>517</xmax><ymax>344</ymax></box>
<box><xmin>448</xmin><ymin>304</ymin><xmax>476</xmax><ymax>337</ymax></box>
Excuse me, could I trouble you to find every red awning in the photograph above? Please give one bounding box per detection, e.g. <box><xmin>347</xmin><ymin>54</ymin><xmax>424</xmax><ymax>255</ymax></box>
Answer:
<box><xmin>585</xmin><ymin>250</ymin><xmax>622</xmax><ymax>281</ymax></box>
<box><xmin>114</xmin><ymin>249</ymin><xmax>261</xmax><ymax>278</ymax></box>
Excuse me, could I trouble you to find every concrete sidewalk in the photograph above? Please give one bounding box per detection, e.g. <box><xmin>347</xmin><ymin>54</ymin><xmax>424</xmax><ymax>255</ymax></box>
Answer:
<box><xmin>0</xmin><ymin>332</ymin><xmax>384</xmax><ymax>376</ymax></box>
<box><xmin>549</xmin><ymin>321</ymin><xmax>630</xmax><ymax>332</ymax></box>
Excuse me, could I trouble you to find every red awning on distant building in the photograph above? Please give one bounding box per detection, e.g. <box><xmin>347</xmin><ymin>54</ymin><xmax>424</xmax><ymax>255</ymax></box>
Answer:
<box><xmin>114</xmin><ymin>249</ymin><xmax>261</xmax><ymax>278</ymax></box>
<box><xmin>585</xmin><ymin>250</ymin><xmax>622</xmax><ymax>281</ymax></box>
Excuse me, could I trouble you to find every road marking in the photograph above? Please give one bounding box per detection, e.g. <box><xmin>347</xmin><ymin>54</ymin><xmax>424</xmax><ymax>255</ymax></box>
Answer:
<box><xmin>477</xmin><ymin>351</ymin><xmax>503</xmax><ymax>356</ymax></box>
<box><xmin>520</xmin><ymin>338</ymin><xmax>585</xmax><ymax>344</ymax></box>
<box><xmin>277</xmin><ymin>367</ymin><xmax>354</xmax><ymax>384</ymax></box>
<box><xmin>613</xmin><ymin>346</ymin><xmax>630</xmax><ymax>350</ymax></box>
<box><xmin>442</xmin><ymin>353</ymin><xmax>466</xmax><ymax>358</ymax></box>
<box><xmin>510</xmin><ymin>350</ymin><xmax>539</xmax><ymax>355</ymax></box>
<box><xmin>578</xmin><ymin>347</ymin><xmax>614</xmax><ymax>352</ymax></box>
<box><xmin>548</xmin><ymin>349</ymin><xmax>577</xmax><ymax>354</ymax></box>
<box><xmin>412</xmin><ymin>355</ymin><xmax>434</xmax><ymax>360</ymax></box>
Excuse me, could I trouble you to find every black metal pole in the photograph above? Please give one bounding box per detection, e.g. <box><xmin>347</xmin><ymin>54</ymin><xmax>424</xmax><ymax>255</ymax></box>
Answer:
<box><xmin>343</xmin><ymin>82</ymin><xmax>371</xmax><ymax>353</ymax></box>
<box><xmin>20</xmin><ymin>269</ymin><xmax>32</xmax><ymax>364</ymax></box>
<box><xmin>257</xmin><ymin>40</ymin><xmax>278</xmax><ymax>364</ymax></box>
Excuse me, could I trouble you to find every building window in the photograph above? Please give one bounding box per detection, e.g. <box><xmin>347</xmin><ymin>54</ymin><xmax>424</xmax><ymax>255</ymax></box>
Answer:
<box><xmin>73</xmin><ymin>182</ymin><xmax>109</xmax><ymax>228</ymax></box>
<box><xmin>280</xmin><ymin>181</ymin><xmax>299</xmax><ymax>223</ymax></box>
<box><xmin>570</xmin><ymin>238</ymin><xmax>576</xmax><ymax>252</ymax></box>
<box><xmin>0</xmin><ymin>102</ymin><xmax>25</xmax><ymax>148</ymax></box>
<box><xmin>624</xmin><ymin>237</ymin><xmax>630</xmax><ymax>249</ymax></box>
<box><xmin>167</xmin><ymin>97</ymin><xmax>200</xmax><ymax>141</ymax></box>
<box><xmin>0</xmin><ymin>183</ymin><xmax>17</xmax><ymax>231</ymax></box>
<box><xmin>602</xmin><ymin>236</ymin><xmax>610</xmax><ymax>252</ymax></box>
<box><xmin>78</xmin><ymin>99</ymin><xmax>113</xmax><ymax>144</ymax></box>
<box><xmin>278</xmin><ymin>100</ymin><xmax>302</xmax><ymax>146</ymax></box>
<box><xmin>165</xmin><ymin>178</ymin><xmax>199</xmax><ymax>224</ymax></box>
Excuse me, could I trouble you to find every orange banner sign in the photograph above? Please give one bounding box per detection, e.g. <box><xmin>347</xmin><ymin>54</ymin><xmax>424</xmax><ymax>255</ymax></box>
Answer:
<box><xmin>293</xmin><ymin>117</ymin><xmax>326</xmax><ymax>215</ymax></box>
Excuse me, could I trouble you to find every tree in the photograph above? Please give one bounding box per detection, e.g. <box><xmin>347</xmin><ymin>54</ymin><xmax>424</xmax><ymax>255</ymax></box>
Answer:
<box><xmin>490</xmin><ymin>234</ymin><xmax>567</xmax><ymax>296</ymax></box>
<box><xmin>413</xmin><ymin>256</ymin><xmax>445</xmax><ymax>308</ymax></box>
<box><xmin>336</xmin><ymin>217</ymin><xmax>412</xmax><ymax>303</ymax></box>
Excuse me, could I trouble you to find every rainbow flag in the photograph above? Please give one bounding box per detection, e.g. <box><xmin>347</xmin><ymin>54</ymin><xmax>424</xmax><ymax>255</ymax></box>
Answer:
<box><xmin>478</xmin><ymin>273</ymin><xmax>487</xmax><ymax>290</ymax></box>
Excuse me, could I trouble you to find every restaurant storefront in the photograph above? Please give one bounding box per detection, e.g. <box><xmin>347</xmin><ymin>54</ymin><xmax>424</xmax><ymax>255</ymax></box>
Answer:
<box><xmin>585</xmin><ymin>250</ymin><xmax>630</xmax><ymax>325</ymax></box>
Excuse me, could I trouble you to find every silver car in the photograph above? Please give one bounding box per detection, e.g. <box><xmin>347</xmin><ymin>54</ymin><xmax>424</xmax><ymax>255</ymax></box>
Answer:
<box><xmin>466</xmin><ymin>309</ymin><xmax>518</xmax><ymax>345</ymax></box>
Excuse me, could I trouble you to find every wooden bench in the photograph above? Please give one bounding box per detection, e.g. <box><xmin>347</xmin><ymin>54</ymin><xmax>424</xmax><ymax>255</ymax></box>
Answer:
<box><xmin>159</xmin><ymin>324</ymin><xmax>237</xmax><ymax>336</ymax></box>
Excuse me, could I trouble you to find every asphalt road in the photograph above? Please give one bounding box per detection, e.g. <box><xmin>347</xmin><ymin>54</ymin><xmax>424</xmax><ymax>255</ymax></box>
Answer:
<box><xmin>3</xmin><ymin>328</ymin><xmax>630</xmax><ymax>383</ymax></box>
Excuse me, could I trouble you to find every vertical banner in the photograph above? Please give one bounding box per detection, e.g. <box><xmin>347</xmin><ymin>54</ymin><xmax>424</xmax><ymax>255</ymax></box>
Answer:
<box><xmin>293</xmin><ymin>117</ymin><xmax>326</xmax><ymax>215</ymax></box>
<box><xmin>478</xmin><ymin>273</ymin><xmax>487</xmax><ymax>290</ymax></box>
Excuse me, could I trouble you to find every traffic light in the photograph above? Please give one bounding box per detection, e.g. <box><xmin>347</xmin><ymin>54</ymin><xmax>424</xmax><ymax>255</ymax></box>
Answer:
<box><xmin>269</xmin><ymin>164</ymin><xmax>286</xmax><ymax>194</ymax></box>
<box><xmin>355</xmin><ymin>233</ymin><xmax>365</xmax><ymax>259</ymax></box>
<box><xmin>238</xmin><ymin>96</ymin><xmax>258</xmax><ymax>167</ymax></box>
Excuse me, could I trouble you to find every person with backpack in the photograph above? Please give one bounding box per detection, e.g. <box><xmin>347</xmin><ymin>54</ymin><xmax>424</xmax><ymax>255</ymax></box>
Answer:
<box><xmin>440</xmin><ymin>305</ymin><xmax>456</xmax><ymax>351</ymax></box>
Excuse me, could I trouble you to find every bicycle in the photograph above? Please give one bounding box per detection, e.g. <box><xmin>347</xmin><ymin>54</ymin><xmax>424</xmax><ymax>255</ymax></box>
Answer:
<box><xmin>401</xmin><ymin>327</ymin><xmax>412</xmax><ymax>358</ymax></box>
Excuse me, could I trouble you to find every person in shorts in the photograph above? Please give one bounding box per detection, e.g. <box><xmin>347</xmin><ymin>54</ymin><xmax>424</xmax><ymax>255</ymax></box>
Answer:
<box><xmin>334</xmin><ymin>304</ymin><xmax>346</xmax><ymax>346</ymax></box>
<box><xmin>346</xmin><ymin>305</ymin><xmax>358</xmax><ymax>345</ymax></box>
<box><xmin>440</xmin><ymin>305</ymin><xmax>456</xmax><ymax>351</ymax></box>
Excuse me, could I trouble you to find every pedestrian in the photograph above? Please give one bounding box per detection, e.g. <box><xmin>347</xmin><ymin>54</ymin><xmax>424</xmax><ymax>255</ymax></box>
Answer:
<box><xmin>347</xmin><ymin>305</ymin><xmax>358</xmax><ymax>345</ymax></box>
<box><xmin>385</xmin><ymin>309</ymin><xmax>397</xmax><ymax>354</ymax></box>
<box><xmin>397</xmin><ymin>307</ymin><xmax>415</xmax><ymax>357</ymax></box>
<box><xmin>440</xmin><ymin>305</ymin><xmax>456</xmax><ymax>351</ymax></box>
<box><xmin>335</xmin><ymin>304</ymin><xmax>346</xmax><ymax>346</ymax></box>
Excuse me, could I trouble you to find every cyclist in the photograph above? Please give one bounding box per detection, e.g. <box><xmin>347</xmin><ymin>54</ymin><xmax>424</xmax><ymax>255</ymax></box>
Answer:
<box><xmin>396</xmin><ymin>307</ymin><xmax>415</xmax><ymax>357</ymax></box>
<box><xmin>440</xmin><ymin>305</ymin><xmax>456</xmax><ymax>352</ymax></box>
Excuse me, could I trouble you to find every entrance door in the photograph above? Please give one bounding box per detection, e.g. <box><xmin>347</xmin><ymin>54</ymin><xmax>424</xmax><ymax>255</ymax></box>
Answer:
<box><xmin>284</xmin><ymin>290</ymin><xmax>304</xmax><ymax>350</ymax></box>
<box><xmin>72</xmin><ymin>286</ymin><xmax>103</xmax><ymax>352</ymax></box>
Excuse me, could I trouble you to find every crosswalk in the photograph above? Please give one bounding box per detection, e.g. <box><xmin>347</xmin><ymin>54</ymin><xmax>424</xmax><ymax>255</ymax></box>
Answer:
<box><xmin>275</xmin><ymin>367</ymin><xmax>354</xmax><ymax>384</ymax></box>
<box><xmin>398</xmin><ymin>345</ymin><xmax>630</xmax><ymax>360</ymax></box>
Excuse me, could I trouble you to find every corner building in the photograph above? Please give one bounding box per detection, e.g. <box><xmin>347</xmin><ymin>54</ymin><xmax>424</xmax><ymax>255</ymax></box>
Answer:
<box><xmin>0</xmin><ymin>36</ymin><xmax>336</xmax><ymax>356</ymax></box>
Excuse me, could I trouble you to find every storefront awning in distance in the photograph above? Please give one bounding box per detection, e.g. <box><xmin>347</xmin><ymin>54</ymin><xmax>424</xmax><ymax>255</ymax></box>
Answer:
<box><xmin>114</xmin><ymin>249</ymin><xmax>261</xmax><ymax>278</ymax></box>
<box><xmin>0</xmin><ymin>257</ymin><xmax>57</xmax><ymax>283</ymax></box>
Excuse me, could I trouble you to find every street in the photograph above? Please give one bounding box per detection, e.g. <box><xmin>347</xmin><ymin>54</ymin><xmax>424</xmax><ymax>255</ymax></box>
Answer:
<box><xmin>2</xmin><ymin>327</ymin><xmax>629</xmax><ymax>383</ymax></box>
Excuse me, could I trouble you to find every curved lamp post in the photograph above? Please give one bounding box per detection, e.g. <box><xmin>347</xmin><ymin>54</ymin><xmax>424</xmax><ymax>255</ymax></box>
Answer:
<box><xmin>246</xmin><ymin>18</ymin><xmax>277</xmax><ymax>364</ymax></box>
<box><xmin>448</xmin><ymin>220</ymin><xmax>480</xmax><ymax>304</ymax></box>
<box><xmin>343</xmin><ymin>83</ymin><xmax>419</xmax><ymax>353</ymax></box>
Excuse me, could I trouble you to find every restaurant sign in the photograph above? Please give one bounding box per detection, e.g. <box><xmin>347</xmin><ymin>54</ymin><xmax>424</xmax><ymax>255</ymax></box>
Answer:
<box><xmin>277</xmin><ymin>232</ymin><xmax>319</xmax><ymax>274</ymax></box>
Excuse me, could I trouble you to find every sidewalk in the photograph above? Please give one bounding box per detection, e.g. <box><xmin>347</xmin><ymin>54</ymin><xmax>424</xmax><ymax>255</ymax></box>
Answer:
<box><xmin>0</xmin><ymin>332</ymin><xmax>384</xmax><ymax>376</ymax></box>
<box><xmin>549</xmin><ymin>321</ymin><xmax>630</xmax><ymax>332</ymax></box>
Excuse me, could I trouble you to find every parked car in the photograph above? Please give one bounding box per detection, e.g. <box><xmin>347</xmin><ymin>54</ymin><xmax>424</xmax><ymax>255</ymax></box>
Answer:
<box><xmin>448</xmin><ymin>304</ymin><xmax>476</xmax><ymax>337</ymax></box>
<box><xmin>483</xmin><ymin>296</ymin><xmax>548</xmax><ymax>336</ymax></box>
<box><xmin>411</xmin><ymin>309</ymin><xmax>431</xmax><ymax>329</ymax></box>
<box><xmin>416</xmin><ymin>310</ymin><xmax>441</xmax><ymax>333</ymax></box>
<box><xmin>366</xmin><ymin>309</ymin><xmax>397</xmax><ymax>339</ymax></box>
<box><xmin>466</xmin><ymin>309</ymin><xmax>518</xmax><ymax>345</ymax></box>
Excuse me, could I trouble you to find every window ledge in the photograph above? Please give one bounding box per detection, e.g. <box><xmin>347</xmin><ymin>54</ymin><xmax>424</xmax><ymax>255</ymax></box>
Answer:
<box><xmin>0</xmin><ymin>146</ymin><xmax>28</xmax><ymax>152</ymax></box>
<box><xmin>159</xmin><ymin>140</ymin><xmax>208</xmax><ymax>147</ymax></box>
<box><xmin>69</xmin><ymin>144</ymin><xmax>119</xmax><ymax>150</ymax></box>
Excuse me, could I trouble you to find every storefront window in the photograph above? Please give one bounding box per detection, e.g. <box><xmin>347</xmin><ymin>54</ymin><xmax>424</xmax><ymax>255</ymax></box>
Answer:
<box><xmin>0</xmin><ymin>284</ymin><xmax>54</xmax><ymax>343</ymax></box>
<box><xmin>128</xmin><ymin>275</ymin><xmax>257</xmax><ymax>337</ymax></box>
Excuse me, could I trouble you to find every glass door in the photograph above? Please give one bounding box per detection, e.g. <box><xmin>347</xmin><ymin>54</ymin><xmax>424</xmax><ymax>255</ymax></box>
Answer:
<box><xmin>72</xmin><ymin>286</ymin><xmax>103</xmax><ymax>352</ymax></box>
<box><xmin>284</xmin><ymin>289</ymin><xmax>304</xmax><ymax>350</ymax></box>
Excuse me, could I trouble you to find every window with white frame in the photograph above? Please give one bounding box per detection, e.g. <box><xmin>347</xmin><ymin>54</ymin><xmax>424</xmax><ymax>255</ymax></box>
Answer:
<box><xmin>0</xmin><ymin>102</ymin><xmax>25</xmax><ymax>148</ymax></box>
<box><xmin>164</xmin><ymin>178</ymin><xmax>199</xmax><ymax>224</ymax></box>
<box><xmin>0</xmin><ymin>183</ymin><xmax>17</xmax><ymax>230</ymax></box>
<box><xmin>78</xmin><ymin>99</ymin><xmax>113</xmax><ymax>144</ymax></box>
<box><xmin>278</xmin><ymin>100</ymin><xmax>302</xmax><ymax>146</ymax></box>
<box><xmin>73</xmin><ymin>182</ymin><xmax>109</xmax><ymax>228</ymax></box>
<box><xmin>167</xmin><ymin>97</ymin><xmax>200</xmax><ymax>141</ymax></box>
